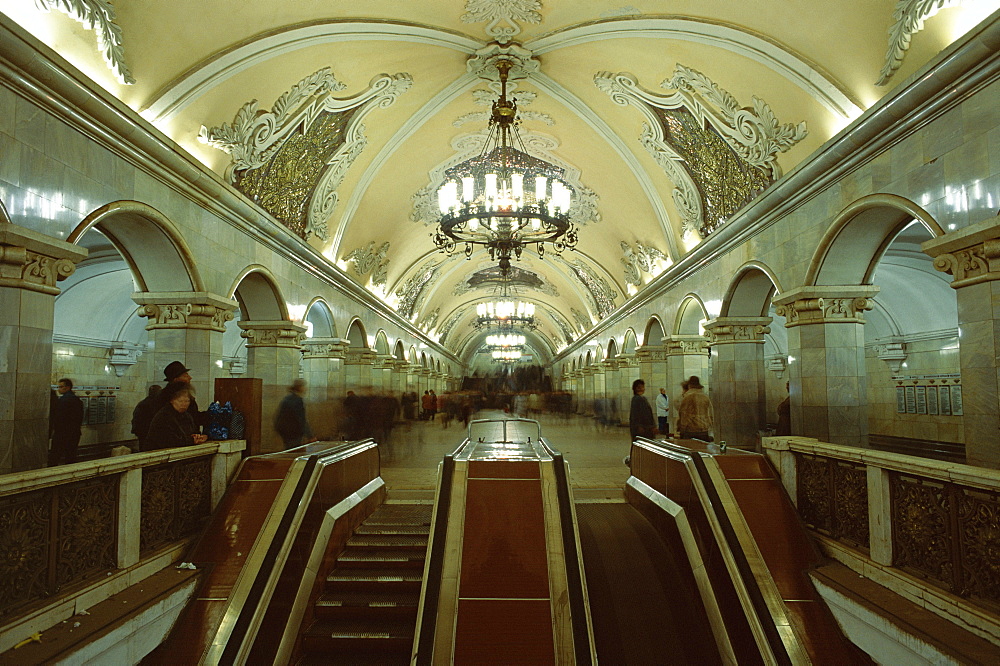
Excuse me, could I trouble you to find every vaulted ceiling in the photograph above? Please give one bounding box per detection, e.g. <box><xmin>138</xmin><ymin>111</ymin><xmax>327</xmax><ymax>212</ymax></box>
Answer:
<box><xmin>6</xmin><ymin>0</ymin><xmax>995</xmax><ymax>363</ymax></box>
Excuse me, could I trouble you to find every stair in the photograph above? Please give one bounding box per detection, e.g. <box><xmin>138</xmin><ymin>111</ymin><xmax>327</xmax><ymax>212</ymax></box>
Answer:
<box><xmin>300</xmin><ymin>502</ymin><xmax>432</xmax><ymax>665</ymax></box>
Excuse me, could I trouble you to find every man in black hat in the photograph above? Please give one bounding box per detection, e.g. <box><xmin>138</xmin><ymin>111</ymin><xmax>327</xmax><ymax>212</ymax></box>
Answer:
<box><xmin>132</xmin><ymin>361</ymin><xmax>207</xmax><ymax>447</ymax></box>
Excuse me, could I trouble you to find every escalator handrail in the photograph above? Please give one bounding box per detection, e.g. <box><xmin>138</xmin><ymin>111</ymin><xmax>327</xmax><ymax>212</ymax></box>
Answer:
<box><xmin>633</xmin><ymin>437</ymin><xmax>793</xmax><ymax>666</ymax></box>
<box><xmin>414</xmin><ymin>445</ymin><xmax>462</xmax><ymax>665</ymax></box>
<box><xmin>539</xmin><ymin>437</ymin><xmax>594</xmax><ymax>665</ymax></box>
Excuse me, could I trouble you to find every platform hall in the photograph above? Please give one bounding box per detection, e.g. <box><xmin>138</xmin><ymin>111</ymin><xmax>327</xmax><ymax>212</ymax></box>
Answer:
<box><xmin>1</xmin><ymin>2</ymin><xmax>1000</xmax><ymax>663</ymax></box>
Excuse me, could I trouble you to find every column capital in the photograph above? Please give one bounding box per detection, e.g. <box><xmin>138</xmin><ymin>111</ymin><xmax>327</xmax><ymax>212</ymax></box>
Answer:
<box><xmin>635</xmin><ymin>345</ymin><xmax>666</xmax><ymax>361</ymax></box>
<box><xmin>0</xmin><ymin>224</ymin><xmax>87</xmax><ymax>294</ymax></box>
<box><xmin>703</xmin><ymin>316</ymin><xmax>772</xmax><ymax>345</ymax></box>
<box><xmin>773</xmin><ymin>286</ymin><xmax>879</xmax><ymax>326</ymax></box>
<box><xmin>922</xmin><ymin>214</ymin><xmax>1000</xmax><ymax>288</ymax></box>
<box><xmin>344</xmin><ymin>347</ymin><xmax>378</xmax><ymax>365</ymax></box>
<box><xmin>133</xmin><ymin>291</ymin><xmax>238</xmax><ymax>332</ymax></box>
<box><xmin>301</xmin><ymin>337</ymin><xmax>349</xmax><ymax>359</ymax></box>
<box><xmin>237</xmin><ymin>319</ymin><xmax>307</xmax><ymax>348</ymax></box>
<box><xmin>665</xmin><ymin>335</ymin><xmax>709</xmax><ymax>356</ymax></box>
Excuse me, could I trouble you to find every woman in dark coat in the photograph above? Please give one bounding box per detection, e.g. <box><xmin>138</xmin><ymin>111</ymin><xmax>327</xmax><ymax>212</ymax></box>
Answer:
<box><xmin>144</xmin><ymin>383</ymin><xmax>208</xmax><ymax>451</ymax></box>
<box><xmin>629</xmin><ymin>378</ymin><xmax>656</xmax><ymax>440</ymax></box>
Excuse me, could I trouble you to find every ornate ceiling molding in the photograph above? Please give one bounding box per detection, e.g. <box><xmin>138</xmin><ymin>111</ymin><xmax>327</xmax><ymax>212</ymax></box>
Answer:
<box><xmin>461</xmin><ymin>0</ymin><xmax>542</xmax><ymax>45</ymax></box>
<box><xmin>620</xmin><ymin>240</ymin><xmax>669</xmax><ymax>288</ymax></box>
<box><xmin>437</xmin><ymin>307</ymin><xmax>467</xmax><ymax>344</ymax></box>
<box><xmin>452</xmin><ymin>264</ymin><xmax>559</xmax><ymax>297</ymax></box>
<box><xmin>542</xmin><ymin>305</ymin><xmax>576</xmax><ymax>346</ymax></box>
<box><xmin>877</xmin><ymin>0</ymin><xmax>966</xmax><ymax>86</ymax></box>
<box><xmin>393</xmin><ymin>260</ymin><xmax>441</xmax><ymax>320</ymax></box>
<box><xmin>141</xmin><ymin>21</ymin><xmax>480</xmax><ymax>123</ymax></box>
<box><xmin>525</xmin><ymin>17</ymin><xmax>861</xmax><ymax>119</ymax></box>
<box><xmin>561</xmin><ymin>258</ymin><xmax>619</xmax><ymax>319</ymax></box>
<box><xmin>595</xmin><ymin>67</ymin><xmax>807</xmax><ymax>237</ymax></box>
<box><xmin>343</xmin><ymin>241</ymin><xmax>390</xmax><ymax>288</ymax></box>
<box><xmin>35</xmin><ymin>0</ymin><xmax>134</xmax><ymax>84</ymax></box>
<box><xmin>201</xmin><ymin>69</ymin><xmax>412</xmax><ymax>240</ymax></box>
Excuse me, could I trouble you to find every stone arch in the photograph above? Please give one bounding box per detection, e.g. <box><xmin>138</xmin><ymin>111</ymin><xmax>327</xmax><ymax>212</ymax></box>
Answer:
<box><xmin>69</xmin><ymin>201</ymin><xmax>203</xmax><ymax>292</ymax></box>
<box><xmin>229</xmin><ymin>266</ymin><xmax>288</xmax><ymax>320</ymax></box>
<box><xmin>409</xmin><ymin>345</ymin><xmax>418</xmax><ymax>364</ymax></box>
<box><xmin>585</xmin><ymin>350</ymin><xmax>593</xmax><ymax>366</ymax></box>
<box><xmin>394</xmin><ymin>340</ymin><xmax>406</xmax><ymax>360</ymax></box>
<box><xmin>374</xmin><ymin>330</ymin><xmax>390</xmax><ymax>355</ymax></box>
<box><xmin>420</xmin><ymin>352</ymin><xmax>428</xmax><ymax>368</ymax></box>
<box><xmin>805</xmin><ymin>194</ymin><xmax>944</xmax><ymax>287</ymax></box>
<box><xmin>623</xmin><ymin>328</ymin><xmax>639</xmax><ymax>354</ymax></box>
<box><xmin>642</xmin><ymin>317</ymin><xmax>665</xmax><ymax>347</ymax></box>
<box><xmin>721</xmin><ymin>262</ymin><xmax>782</xmax><ymax>317</ymax></box>
<box><xmin>304</xmin><ymin>298</ymin><xmax>336</xmax><ymax>338</ymax></box>
<box><xmin>595</xmin><ymin>344</ymin><xmax>604</xmax><ymax>362</ymax></box>
<box><xmin>607</xmin><ymin>338</ymin><xmax>619</xmax><ymax>358</ymax></box>
<box><xmin>346</xmin><ymin>318</ymin><xmax>368</xmax><ymax>348</ymax></box>
<box><xmin>674</xmin><ymin>294</ymin><xmax>710</xmax><ymax>335</ymax></box>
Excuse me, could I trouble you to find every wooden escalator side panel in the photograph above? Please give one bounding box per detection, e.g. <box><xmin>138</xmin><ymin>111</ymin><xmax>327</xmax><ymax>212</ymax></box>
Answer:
<box><xmin>712</xmin><ymin>453</ymin><xmax>872</xmax><ymax>665</ymax></box>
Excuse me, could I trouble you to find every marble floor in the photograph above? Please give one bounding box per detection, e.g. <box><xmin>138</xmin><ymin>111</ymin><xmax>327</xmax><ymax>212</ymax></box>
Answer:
<box><xmin>378</xmin><ymin>410</ymin><xmax>631</xmax><ymax>499</ymax></box>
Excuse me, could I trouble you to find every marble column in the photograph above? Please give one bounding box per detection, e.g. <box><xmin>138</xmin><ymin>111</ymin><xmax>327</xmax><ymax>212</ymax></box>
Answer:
<box><xmin>615</xmin><ymin>356</ymin><xmax>640</xmax><ymax>426</ymax></box>
<box><xmin>390</xmin><ymin>360</ymin><xmax>409</xmax><ymax>397</ymax></box>
<box><xmin>238</xmin><ymin>320</ymin><xmax>307</xmax><ymax>452</ymax></box>
<box><xmin>774</xmin><ymin>286</ymin><xmax>879</xmax><ymax>447</ymax></box>
<box><xmin>601</xmin><ymin>360</ymin><xmax>621</xmax><ymax>424</ymax></box>
<box><xmin>301</xmin><ymin>337</ymin><xmax>348</xmax><ymax>438</ymax></box>
<box><xmin>704</xmin><ymin>317</ymin><xmax>772</xmax><ymax>449</ymax></box>
<box><xmin>0</xmin><ymin>224</ymin><xmax>87</xmax><ymax>472</ymax></box>
<box><xmin>636</xmin><ymin>345</ymin><xmax>668</xmax><ymax>395</ymax></box>
<box><xmin>344</xmin><ymin>348</ymin><xmax>377</xmax><ymax>394</ymax></box>
<box><xmin>134</xmin><ymin>292</ymin><xmax>238</xmax><ymax>401</ymax></box>
<box><xmin>923</xmin><ymin>214</ymin><xmax>1000</xmax><ymax>468</ymax></box>
<box><xmin>665</xmin><ymin>335</ymin><xmax>710</xmax><ymax>430</ymax></box>
<box><xmin>580</xmin><ymin>368</ymin><xmax>594</xmax><ymax>415</ymax></box>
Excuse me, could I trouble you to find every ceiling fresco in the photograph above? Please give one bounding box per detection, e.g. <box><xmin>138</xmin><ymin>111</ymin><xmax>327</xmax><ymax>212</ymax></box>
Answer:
<box><xmin>6</xmin><ymin>0</ymin><xmax>996</xmax><ymax>363</ymax></box>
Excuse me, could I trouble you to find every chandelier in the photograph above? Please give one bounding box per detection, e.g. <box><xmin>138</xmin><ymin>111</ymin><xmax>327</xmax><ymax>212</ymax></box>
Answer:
<box><xmin>434</xmin><ymin>59</ymin><xmax>578</xmax><ymax>274</ymax></box>
<box><xmin>486</xmin><ymin>333</ymin><xmax>526</xmax><ymax>348</ymax></box>
<box><xmin>474</xmin><ymin>300</ymin><xmax>537</xmax><ymax>330</ymax></box>
<box><xmin>492</xmin><ymin>349</ymin><xmax>523</xmax><ymax>363</ymax></box>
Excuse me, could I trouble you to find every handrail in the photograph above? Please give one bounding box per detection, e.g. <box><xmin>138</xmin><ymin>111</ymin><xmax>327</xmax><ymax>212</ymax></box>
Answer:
<box><xmin>633</xmin><ymin>437</ymin><xmax>793</xmax><ymax>665</ymax></box>
<box><xmin>538</xmin><ymin>437</ymin><xmax>594</xmax><ymax>665</ymax></box>
<box><xmin>414</xmin><ymin>440</ymin><xmax>464</xmax><ymax>666</ymax></box>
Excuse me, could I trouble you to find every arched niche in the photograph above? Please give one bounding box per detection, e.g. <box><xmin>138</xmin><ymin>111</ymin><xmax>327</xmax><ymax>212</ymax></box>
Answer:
<box><xmin>623</xmin><ymin>328</ymin><xmax>639</xmax><ymax>354</ymax></box>
<box><xmin>394</xmin><ymin>340</ymin><xmax>406</xmax><ymax>361</ymax></box>
<box><xmin>607</xmin><ymin>338</ymin><xmax>619</xmax><ymax>359</ymax></box>
<box><xmin>409</xmin><ymin>345</ymin><xmax>418</xmax><ymax>364</ymax></box>
<box><xmin>374</xmin><ymin>330</ymin><xmax>390</xmax><ymax>355</ymax></box>
<box><xmin>346</xmin><ymin>319</ymin><xmax>368</xmax><ymax>348</ymax></box>
<box><xmin>595</xmin><ymin>344</ymin><xmax>604</xmax><ymax>363</ymax></box>
<box><xmin>585</xmin><ymin>350</ymin><xmax>593</xmax><ymax>366</ymax></box>
<box><xmin>675</xmin><ymin>295</ymin><xmax>709</xmax><ymax>335</ymax></box>
<box><xmin>806</xmin><ymin>194</ymin><xmax>943</xmax><ymax>287</ymax></box>
<box><xmin>69</xmin><ymin>201</ymin><xmax>202</xmax><ymax>293</ymax></box>
<box><xmin>304</xmin><ymin>298</ymin><xmax>336</xmax><ymax>338</ymax></box>
<box><xmin>420</xmin><ymin>352</ymin><xmax>428</xmax><ymax>368</ymax></box>
<box><xmin>642</xmin><ymin>317</ymin><xmax>664</xmax><ymax>347</ymax></box>
<box><xmin>722</xmin><ymin>262</ymin><xmax>782</xmax><ymax>317</ymax></box>
<box><xmin>229</xmin><ymin>266</ymin><xmax>288</xmax><ymax>321</ymax></box>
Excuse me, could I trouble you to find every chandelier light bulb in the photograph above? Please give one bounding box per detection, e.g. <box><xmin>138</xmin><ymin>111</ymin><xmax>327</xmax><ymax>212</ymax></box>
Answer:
<box><xmin>535</xmin><ymin>176</ymin><xmax>547</xmax><ymax>201</ymax></box>
<box><xmin>462</xmin><ymin>176</ymin><xmax>475</xmax><ymax>202</ymax></box>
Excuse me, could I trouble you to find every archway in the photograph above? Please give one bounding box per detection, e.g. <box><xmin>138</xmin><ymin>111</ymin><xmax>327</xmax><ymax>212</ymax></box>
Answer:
<box><xmin>304</xmin><ymin>299</ymin><xmax>336</xmax><ymax>339</ymax></box>
<box><xmin>642</xmin><ymin>317</ymin><xmax>665</xmax><ymax>347</ymax></box>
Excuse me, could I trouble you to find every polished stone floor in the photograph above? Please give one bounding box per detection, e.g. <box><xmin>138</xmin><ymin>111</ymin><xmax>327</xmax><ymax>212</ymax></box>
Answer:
<box><xmin>378</xmin><ymin>410</ymin><xmax>630</xmax><ymax>498</ymax></box>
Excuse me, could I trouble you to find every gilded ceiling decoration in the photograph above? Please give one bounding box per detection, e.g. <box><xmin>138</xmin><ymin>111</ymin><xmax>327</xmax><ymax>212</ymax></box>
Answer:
<box><xmin>394</xmin><ymin>261</ymin><xmax>440</xmax><ymax>320</ymax></box>
<box><xmin>461</xmin><ymin>0</ymin><xmax>542</xmax><ymax>44</ymax></box>
<box><xmin>878</xmin><ymin>0</ymin><xmax>967</xmax><ymax>85</ymax></box>
<box><xmin>454</xmin><ymin>86</ymin><xmax>554</xmax><ymax>127</ymax></box>
<box><xmin>620</xmin><ymin>241</ymin><xmax>669</xmax><ymax>288</ymax></box>
<box><xmin>344</xmin><ymin>241</ymin><xmax>390</xmax><ymax>288</ymax></box>
<box><xmin>564</xmin><ymin>259</ymin><xmax>618</xmax><ymax>319</ymax></box>
<box><xmin>453</xmin><ymin>265</ymin><xmax>558</xmax><ymax>297</ymax></box>
<box><xmin>570</xmin><ymin>307</ymin><xmax>591</xmax><ymax>332</ymax></box>
<box><xmin>595</xmin><ymin>65</ymin><xmax>807</xmax><ymax>237</ymax></box>
<box><xmin>542</xmin><ymin>306</ymin><xmax>576</xmax><ymax>345</ymax></box>
<box><xmin>200</xmin><ymin>69</ymin><xmax>412</xmax><ymax>240</ymax></box>
<box><xmin>418</xmin><ymin>307</ymin><xmax>441</xmax><ymax>332</ymax></box>
<box><xmin>35</xmin><ymin>0</ymin><xmax>133</xmax><ymax>84</ymax></box>
<box><xmin>437</xmin><ymin>308</ymin><xmax>467</xmax><ymax>344</ymax></box>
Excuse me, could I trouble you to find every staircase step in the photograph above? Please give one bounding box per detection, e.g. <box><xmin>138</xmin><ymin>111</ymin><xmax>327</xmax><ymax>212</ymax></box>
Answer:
<box><xmin>302</xmin><ymin>617</ymin><xmax>414</xmax><ymax>655</ymax></box>
<box><xmin>347</xmin><ymin>534</ymin><xmax>428</xmax><ymax>548</ymax></box>
<box><xmin>325</xmin><ymin>567</ymin><xmax>423</xmax><ymax>594</ymax></box>
<box><xmin>366</xmin><ymin>504</ymin><xmax>433</xmax><ymax>524</ymax></box>
<box><xmin>355</xmin><ymin>524</ymin><xmax>430</xmax><ymax>535</ymax></box>
<box><xmin>337</xmin><ymin>547</ymin><xmax>427</xmax><ymax>568</ymax></box>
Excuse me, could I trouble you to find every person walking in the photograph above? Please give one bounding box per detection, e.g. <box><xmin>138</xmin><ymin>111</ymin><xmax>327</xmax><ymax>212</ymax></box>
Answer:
<box><xmin>275</xmin><ymin>379</ymin><xmax>316</xmax><ymax>449</ymax></box>
<box><xmin>629</xmin><ymin>379</ymin><xmax>656</xmax><ymax>440</ymax></box>
<box><xmin>50</xmin><ymin>378</ymin><xmax>84</xmax><ymax>466</ymax></box>
<box><xmin>655</xmin><ymin>387</ymin><xmax>670</xmax><ymax>436</ymax></box>
<box><xmin>678</xmin><ymin>376</ymin><xmax>714</xmax><ymax>441</ymax></box>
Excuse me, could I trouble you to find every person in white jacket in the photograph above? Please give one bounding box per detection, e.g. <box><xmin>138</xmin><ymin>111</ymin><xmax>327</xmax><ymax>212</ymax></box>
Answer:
<box><xmin>655</xmin><ymin>387</ymin><xmax>670</xmax><ymax>436</ymax></box>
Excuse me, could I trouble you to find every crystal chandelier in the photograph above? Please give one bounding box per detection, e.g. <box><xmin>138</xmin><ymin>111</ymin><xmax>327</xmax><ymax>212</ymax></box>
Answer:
<box><xmin>486</xmin><ymin>333</ymin><xmax>526</xmax><ymax>348</ymax></box>
<box><xmin>492</xmin><ymin>349</ymin><xmax>523</xmax><ymax>362</ymax></box>
<box><xmin>434</xmin><ymin>60</ymin><xmax>578</xmax><ymax>274</ymax></box>
<box><xmin>474</xmin><ymin>300</ymin><xmax>537</xmax><ymax>330</ymax></box>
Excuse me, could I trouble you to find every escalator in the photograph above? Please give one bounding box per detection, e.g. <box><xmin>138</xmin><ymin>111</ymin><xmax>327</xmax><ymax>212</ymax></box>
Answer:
<box><xmin>575</xmin><ymin>503</ymin><xmax>721</xmax><ymax>664</ymax></box>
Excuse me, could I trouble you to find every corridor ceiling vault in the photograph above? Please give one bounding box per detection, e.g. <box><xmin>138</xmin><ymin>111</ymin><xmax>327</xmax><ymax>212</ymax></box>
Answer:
<box><xmin>6</xmin><ymin>0</ymin><xmax>996</xmax><ymax>362</ymax></box>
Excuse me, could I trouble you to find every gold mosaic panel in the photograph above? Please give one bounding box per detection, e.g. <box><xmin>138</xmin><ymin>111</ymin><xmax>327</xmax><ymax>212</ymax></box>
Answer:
<box><xmin>235</xmin><ymin>108</ymin><xmax>358</xmax><ymax>238</ymax></box>
<box><xmin>654</xmin><ymin>107</ymin><xmax>771</xmax><ymax>236</ymax></box>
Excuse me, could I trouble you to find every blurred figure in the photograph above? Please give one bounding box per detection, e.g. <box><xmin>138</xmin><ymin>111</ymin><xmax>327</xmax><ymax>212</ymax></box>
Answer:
<box><xmin>343</xmin><ymin>390</ymin><xmax>359</xmax><ymax>439</ymax></box>
<box><xmin>131</xmin><ymin>384</ymin><xmax>162</xmax><ymax>450</ymax></box>
<box><xmin>629</xmin><ymin>379</ymin><xmax>656</xmax><ymax>440</ymax></box>
<box><xmin>145</xmin><ymin>383</ymin><xmax>208</xmax><ymax>450</ymax></box>
<box><xmin>655</xmin><ymin>387</ymin><xmax>670</xmax><ymax>436</ymax></box>
<box><xmin>678</xmin><ymin>376</ymin><xmax>714</xmax><ymax>441</ymax></box>
<box><xmin>50</xmin><ymin>378</ymin><xmax>84</xmax><ymax>466</ymax></box>
<box><xmin>776</xmin><ymin>382</ymin><xmax>791</xmax><ymax>436</ymax></box>
<box><xmin>275</xmin><ymin>379</ymin><xmax>316</xmax><ymax>449</ymax></box>
<box><xmin>421</xmin><ymin>391</ymin><xmax>433</xmax><ymax>421</ymax></box>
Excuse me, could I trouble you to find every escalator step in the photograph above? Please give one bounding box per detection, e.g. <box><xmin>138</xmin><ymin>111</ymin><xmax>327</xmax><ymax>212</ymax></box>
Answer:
<box><xmin>327</xmin><ymin>569</ymin><xmax>424</xmax><ymax>583</ymax></box>
<box><xmin>337</xmin><ymin>548</ymin><xmax>427</xmax><ymax>566</ymax></box>
<box><xmin>355</xmin><ymin>524</ymin><xmax>430</xmax><ymax>535</ymax></box>
<box><xmin>347</xmin><ymin>534</ymin><xmax>428</xmax><ymax>548</ymax></box>
<box><xmin>366</xmin><ymin>504</ymin><xmax>433</xmax><ymax>523</ymax></box>
<box><xmin>317</xmin><ymin>590</ymin><xmax>420</xmax><ymax>607</ymax></box>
